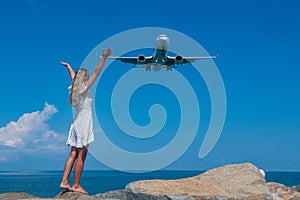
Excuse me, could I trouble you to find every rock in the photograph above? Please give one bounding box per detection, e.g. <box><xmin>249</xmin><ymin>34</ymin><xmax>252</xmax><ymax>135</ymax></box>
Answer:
<box><xmin>55</xmin><ymin>191</ymin><xmax>99</xmax><ymax>200</ymax></box>
<box><xmin>291</xmin><ymin>186</ymin><xmax>300</xmax><ymax>193</ymax></box>
<box><xmin>267</xmin><ymin>182</ymin><xmax>300</xmax><ymax>200</ymax></box>
<box><xmin>0</xmin><ymin>192</ymin><xmax>37</xmax><ymax>199</ymax></box>
<box><xmin>3</xmin><ymin>163</ymin><xmax>300</xmax><ymax>200</ymax></box>
<box><xmin>192</xmin><ymin>196</ymin><xmax>235</xmax><ymax>200</ymax></box>
<box><xmin>126</xmin><ymin>163</ymin><xmax>273</xmax><ymax>200</ymax></box>
<box><xmin>93</xmin><ymin>189</ymin><xmax>127</xmax><ymax>200</ymax></box>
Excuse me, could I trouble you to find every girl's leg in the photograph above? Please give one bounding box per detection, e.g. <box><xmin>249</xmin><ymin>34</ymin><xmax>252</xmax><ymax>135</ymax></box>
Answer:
<box><xmin>72</xmin><ymin>146</ymin><xmax>88</xmax><ymax>194</ymax></box>
<box><xmin>60</xmin><ymin>146</ymin><xmax>77</xmax><ymax>190</ymax></box>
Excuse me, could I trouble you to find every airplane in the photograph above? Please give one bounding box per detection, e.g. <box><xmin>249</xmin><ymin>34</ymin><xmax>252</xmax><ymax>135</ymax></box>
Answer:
<box><xmin>107</xmin><ymin>34</ymin><xmax>218</xmax><ymax>71</ymax></box>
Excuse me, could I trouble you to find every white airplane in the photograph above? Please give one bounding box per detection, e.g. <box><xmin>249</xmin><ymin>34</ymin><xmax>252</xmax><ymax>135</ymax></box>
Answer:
<box><xmin>108</xmin><ymin>34</ymin><xmax>218</xmax><ymax>71</ymax></box>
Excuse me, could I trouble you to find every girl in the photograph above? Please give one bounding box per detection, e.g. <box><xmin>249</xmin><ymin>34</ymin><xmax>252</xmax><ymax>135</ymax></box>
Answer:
<box><xmin>59</xmin><ymin>48</ymin><xmax>112</xmax><ymax>194</ymax></box>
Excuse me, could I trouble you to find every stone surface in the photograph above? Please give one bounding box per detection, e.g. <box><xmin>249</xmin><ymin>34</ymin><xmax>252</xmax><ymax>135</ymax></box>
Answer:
<box><xmin>93</xmin><ymin>189</ymin><xmax>127</xmax><ymax>200</ymax></box>
<box><xmin>291</xmin><ymin>185</ymin><xmax>300</xmax><ymax>193</ymax></box>
<box><xmin>0</xmin><ymin>192</ymin><xmax>37</xmax><ymax>199</ymax></box>
<box><xmin>126</xmin><ymin>163</ymin><xmax>272</xmax><ymax>200</ymax></box>
<box><xmin>267</xmin><ymin>182</ymin><xmax>300</xmax><ymax>200</ymax></box>
<box><xmin>55</xmin><ymin>191</ymin><xmax>99</xmax><ymax>200</ymax></box>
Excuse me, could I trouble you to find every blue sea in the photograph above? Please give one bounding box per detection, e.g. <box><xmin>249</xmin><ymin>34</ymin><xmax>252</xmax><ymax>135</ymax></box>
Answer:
<box><xmin>0</xmin><ymin>170</ymin><xmax>299</xmax><ymax>198</ymax></box>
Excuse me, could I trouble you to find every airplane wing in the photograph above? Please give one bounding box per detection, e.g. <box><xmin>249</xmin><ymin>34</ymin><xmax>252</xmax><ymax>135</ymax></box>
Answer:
<box><xmin>108</xmin><ymin>56</ymin><xmax>153</xmax><ymax>65</ymax></box>
<box><xmin>166</xmin><ymin>54</ymin><xmax>218</xmax><ymax>65</ymax></box>
<box><xmin>182</xmin><ymin>55</ymin><xmax>218</xmax><ymax>63</ymax></box>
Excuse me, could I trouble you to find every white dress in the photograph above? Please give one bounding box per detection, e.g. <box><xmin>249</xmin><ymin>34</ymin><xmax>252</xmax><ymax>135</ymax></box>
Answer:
<box><xmin>66</xmin><ymin>85</ymin><xmax>94</xmax><ymax>148</ymax></box>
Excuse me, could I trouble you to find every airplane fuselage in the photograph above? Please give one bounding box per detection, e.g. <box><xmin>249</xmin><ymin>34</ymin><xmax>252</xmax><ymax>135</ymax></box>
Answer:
<box><xmin>150</xmin><ymin>35</ymin><xmax>170</xmax><ymax>71</ymax></box>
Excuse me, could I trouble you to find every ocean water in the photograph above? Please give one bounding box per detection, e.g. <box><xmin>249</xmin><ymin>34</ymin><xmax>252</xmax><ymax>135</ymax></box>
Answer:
<box><xmin>0</xmin><ymin>170</ymin><xmax>299</xmax><ymax>198</ymax></box>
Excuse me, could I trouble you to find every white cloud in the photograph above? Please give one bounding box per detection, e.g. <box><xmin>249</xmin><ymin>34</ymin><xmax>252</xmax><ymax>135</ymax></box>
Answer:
<box><xmin>0</xmin><ymin>103</ymin><xmax>66</xmax><ymax>161</ymax></box>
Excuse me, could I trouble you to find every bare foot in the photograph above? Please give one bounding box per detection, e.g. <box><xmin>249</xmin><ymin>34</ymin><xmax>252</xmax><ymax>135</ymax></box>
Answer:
<box><xmin>71</xmin><ymin>185</ymin><xmax>88</xmax><ymax>195</ymax></box>
<box><xmin>60</xmin><ymin>182</ymin><xmax>72</xmax><ymax>191</ymax></box>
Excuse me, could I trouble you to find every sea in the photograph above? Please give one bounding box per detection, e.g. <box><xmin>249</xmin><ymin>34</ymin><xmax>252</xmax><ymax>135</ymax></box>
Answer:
<box><xmin>0</xmin><ymin>170</ymin><xmax>299</xmax><ymax>198</ymax></box>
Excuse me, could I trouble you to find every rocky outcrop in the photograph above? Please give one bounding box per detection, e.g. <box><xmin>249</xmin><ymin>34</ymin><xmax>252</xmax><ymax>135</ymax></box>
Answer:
<box><xmin>291</xmin><ymin>185</ymin><xmax>300</xmax><ymax>193</ymax></box>
<box><xmin>93</xmin><ymin>189</ymin><xmax>127</xmax><ymax>200</ymax></box>
<box><xmin>267</xmin><ymin>182</ymin><xmax>300</xmax><ymax>200</ymax></box>
<box><xmin>55</xmin><ymin>191</ymin><xmax>98</xmax><ymax>200</ymax></box>
<box><xmin>1</xmin><ymin>163</ymin><xmax>300</xmax><ymax>200</ymax></box>
<box><xmin>126</xmin><ymin>163</ymin><xmax>272</xmax><ymax>200</ymax></box>
<box><xmin>0</xmin><ymin>192</ymin><xmax>37</xmax><ymax>199</ymax></box>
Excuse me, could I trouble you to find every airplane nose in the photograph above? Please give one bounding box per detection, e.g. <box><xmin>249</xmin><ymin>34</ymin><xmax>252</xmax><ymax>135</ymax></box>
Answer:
<box><xmin>157</xmin><ymin>34</ymin><xmax>167</xmax><ymax>40</ymax></box>
<box><xmin>155</xmin><ymin>34</ymin><xmax>169</xmax><ymax>50</ymax></box>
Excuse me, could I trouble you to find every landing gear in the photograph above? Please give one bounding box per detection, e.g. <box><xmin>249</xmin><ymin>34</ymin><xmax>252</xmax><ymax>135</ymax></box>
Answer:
<box><xmin>146</xmin><ymin>65</ymin><xmax>151</xmax><ymax>71</ymax></box>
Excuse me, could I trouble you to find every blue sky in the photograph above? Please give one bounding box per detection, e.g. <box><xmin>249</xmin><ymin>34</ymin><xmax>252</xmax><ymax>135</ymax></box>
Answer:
<box><xmin>0</xmin><ymin>0</ymin><xmax>299</xmax><ymax>171</ymax></box>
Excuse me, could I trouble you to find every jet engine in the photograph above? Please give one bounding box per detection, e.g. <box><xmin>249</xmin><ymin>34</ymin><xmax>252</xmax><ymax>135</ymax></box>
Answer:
<box><xmin>175</xmin><ymin>55</ymin><xmax>183</xmax><ymax>64</ymax></box>
<box><xmin>137</xmin><ymin>54</ymin><xmax>146</xmax><ymax>64</ymax></box>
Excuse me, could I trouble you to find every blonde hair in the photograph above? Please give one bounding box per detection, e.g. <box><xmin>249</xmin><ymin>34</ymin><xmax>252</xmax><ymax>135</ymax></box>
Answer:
<box><xmin>70</xmin><ymin>68</ymin><xmax>89</xmax><ymax>106</ymax></box>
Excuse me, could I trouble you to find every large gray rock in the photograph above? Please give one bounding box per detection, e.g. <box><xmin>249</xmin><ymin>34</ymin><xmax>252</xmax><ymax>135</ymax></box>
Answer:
<box><xmin>126</xmin><ymin>163</ymin><xmax>273</xmax><ymax>200</ymax></box>
<box><xmin>93</xmin><ymin>189</ymin><xmax>127</xmax><ymax>200</ymax></box>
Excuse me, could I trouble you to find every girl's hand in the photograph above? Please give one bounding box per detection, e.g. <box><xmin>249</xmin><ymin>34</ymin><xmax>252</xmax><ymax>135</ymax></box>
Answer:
<box><xmin>60</xmin><ymin>61</ymin><xmax>75</xmax><ymax>81</ymax></box>
<box><xmin>102</xmin><ymin>48</ymin><xmax>112</xmax><ymax>59</ymax></box>
<box><xmin>60</xmin><ymin>61</ymin><xmax>70</xmax><ymax>67</ymax></box>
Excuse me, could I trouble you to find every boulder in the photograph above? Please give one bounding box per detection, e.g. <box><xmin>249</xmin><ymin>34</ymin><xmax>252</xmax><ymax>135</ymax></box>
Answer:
<box><xmin>93</xmin><ymin>189</ymin><xmax>127</xmax><ymax>200</ymax></box>
<box><xmin>267</xmin><ymin>182</ymin><xmax>300</xmax><ymax>200</ymax></box>
<box><xmin>126</xmin><ymin>163</ymin><xmax>273</xmax><ymax>200</ymax></box>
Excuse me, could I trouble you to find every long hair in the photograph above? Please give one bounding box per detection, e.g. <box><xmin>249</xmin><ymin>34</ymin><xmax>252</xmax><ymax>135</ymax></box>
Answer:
<box><xmin>70</xmin><ymin>68</ymin><xmax>89</xmax><ymax>106</ymax></box>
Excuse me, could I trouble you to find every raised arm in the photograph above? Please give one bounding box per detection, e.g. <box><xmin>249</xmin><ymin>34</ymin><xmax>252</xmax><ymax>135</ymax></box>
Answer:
<box><xmin>85</xmin><ymin>48</ymin><xmax>112</xmax><ymax>89</ymax></box>
<box><xmin>60</xmin><ymin>61</ymin><xmax>75</xmax><ymax>82</ymax></box>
